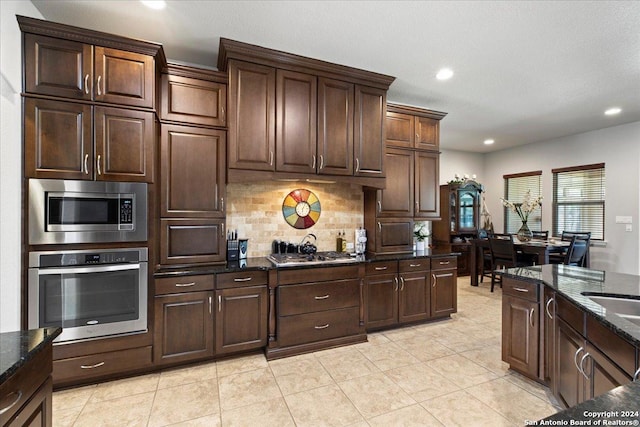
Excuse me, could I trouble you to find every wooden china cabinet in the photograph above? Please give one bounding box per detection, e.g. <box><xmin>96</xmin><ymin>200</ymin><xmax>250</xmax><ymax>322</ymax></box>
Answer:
<box><xmin>432</xmin><ymin>180</ymin><xmax>483</xmax><ymax>275</ymax></box>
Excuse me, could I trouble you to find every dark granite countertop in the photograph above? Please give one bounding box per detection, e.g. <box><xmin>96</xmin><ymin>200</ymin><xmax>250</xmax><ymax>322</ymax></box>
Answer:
<box><xmin>154</xmin><ymin>250</ymin><xmax>460</xmax><ymax>278</ymax></box>
<box><xmin>0</xmin><ymin>327</ymin><xmax>62</xmax><ymax>385</ymax></box>
<box><xmin>500</xmin><ymin>265</ymin><xmax>640</xmax><ymax>423</ymax></box>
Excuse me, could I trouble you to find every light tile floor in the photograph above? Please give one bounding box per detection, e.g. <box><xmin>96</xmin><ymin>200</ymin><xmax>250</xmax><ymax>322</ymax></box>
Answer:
<box><xmin>53</xmin><ymin>277</ymin><xmax>562</xmax><ymax>426</ymax></box>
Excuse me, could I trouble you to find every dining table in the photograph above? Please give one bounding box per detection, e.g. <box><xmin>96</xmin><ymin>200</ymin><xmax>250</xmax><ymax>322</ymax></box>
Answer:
<box><xmin>469</xmin><ymin>238</ymin><xmax>577</xmax><ymax>287</ymax></box>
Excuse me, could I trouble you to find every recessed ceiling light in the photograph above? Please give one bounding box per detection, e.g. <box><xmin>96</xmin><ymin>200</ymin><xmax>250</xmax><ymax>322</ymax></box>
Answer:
<box><xmin>604</xmin><ymin>107</ymin><xmax>621</xmax><ymax>116</ymax></box>
<box><xmin>484</xmin><ymin>139</ymin><xmax>495</xmax><ymax>145</ymax></box>
<box><xmin>436</xmin><ymin>68</ymin><xmax>454</xmax><ymax>81</ymax></box>
<box><xmin>140</xmin><ymin>0</ymin><xmax>166</xmax><ymax>10</ymax></box>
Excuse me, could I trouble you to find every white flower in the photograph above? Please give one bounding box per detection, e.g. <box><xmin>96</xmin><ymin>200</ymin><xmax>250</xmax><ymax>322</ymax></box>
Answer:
<box><xmin>413</xmin><ymin>222</ymin><xmax>430</xmax><ymax>241</ymax></box>
<box><xmin>500</xmin><ymin>190</ymin><xmax>542</xmax><ymax>222</ymax></box>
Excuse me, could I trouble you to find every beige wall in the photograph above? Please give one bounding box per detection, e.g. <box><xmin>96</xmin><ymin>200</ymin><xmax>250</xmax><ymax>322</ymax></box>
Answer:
<box><xmin>226</xmin><ymin>182</ymin><xmax>364</xmax><ymax>257</ymax></box>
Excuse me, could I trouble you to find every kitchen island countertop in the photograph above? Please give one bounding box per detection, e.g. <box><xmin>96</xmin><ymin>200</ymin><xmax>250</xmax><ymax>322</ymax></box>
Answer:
<box><xmin>0</xmin><ymin>327</ymin><xmax>61</xmax><ymax>385</ymax></box>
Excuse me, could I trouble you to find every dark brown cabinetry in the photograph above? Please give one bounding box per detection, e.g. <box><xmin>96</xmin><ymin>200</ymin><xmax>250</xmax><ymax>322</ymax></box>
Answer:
<box><xmin>153</xmin><ymin>275</ymin><xmax>215</xmax><ymax>366</ymax></box>
<box><xmin>364</xmin><ymin>104</ymin><xmax>445</xmax><ymax>254</ymax></box>
<box><xmin>0</xmin><ymin>344</ymin><xmax>52</xmax><ymax>427</ymax></box>
<box><xmin>384</xmin><ymin>108</ymin><xmax>441</xmax><ymax>151</ymax></box>
<box><xmin>267</xmin><ymin>265</ymin><xmax>365</xmax><ymax>359</ymax></box>
<box><xmin>501</xmin><ymin>278</ymin><xmax>540</xmax><ymax>378</ymax></box>
<box><xmin>432</xmin><ymin>181</ymin><xmax>483</xmax><ymax>276</ymax></box>
<box><xmin>215</xmin><ymin>271</ymin><xmax>268</xmax><ymax>355</ymax></box>
<box><xmin>219</xmin><ymin>38</ymin><xmax>394</xmax><ymax>187</ymax></box>
<box><xmin>365</xmin><ymin>257</ymin><xmax>457</xmax><ymax>330</ymax></box>
<box><xmin>159</xmin><ymin>64</ymin><xmax>228</xmax><ymax>267</ymax></box>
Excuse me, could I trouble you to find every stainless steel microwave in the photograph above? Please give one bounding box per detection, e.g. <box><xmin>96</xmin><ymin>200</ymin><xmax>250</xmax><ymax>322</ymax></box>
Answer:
<box><xmin>28</xmin><ymin>179</ymin><xmax>147</xmax><ymax>244</ymax></box>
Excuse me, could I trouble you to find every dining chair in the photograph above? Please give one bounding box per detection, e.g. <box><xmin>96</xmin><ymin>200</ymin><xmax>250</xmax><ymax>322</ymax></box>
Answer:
<box><xmin>478</xmin><ymin>230</ymin><xmax>494</xmax><ymax>283</ymax></box>
<box><xmin>488</xmin><ymin>234</ymin><xmax>530</xmax><ymax>292</ymax></box>
<box><xmin>549</xmin><ymin>231</ymin><xmax>591</xmax><ymax>266</ymax></box>
<box><xmin>563</xmin><ymin>236</ymin><xmax>589</xmax><ymax>266</ymax></box>
<box><xmin>531</xmin><ymin>230</ymin><xmax>549</xmax><ymax>240</ymax></box>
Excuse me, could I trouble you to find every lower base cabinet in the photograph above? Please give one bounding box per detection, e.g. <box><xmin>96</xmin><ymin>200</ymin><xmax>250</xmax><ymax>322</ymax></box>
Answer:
<box><xmin>215</xmin><ymin>285</ymin><xmax>268</xmax><ymax>355</ymax></box>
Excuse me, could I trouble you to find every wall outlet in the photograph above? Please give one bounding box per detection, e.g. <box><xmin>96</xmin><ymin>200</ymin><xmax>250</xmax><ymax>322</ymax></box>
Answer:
<box><xmin>625</xmin><ymin>224</ymin><xmax>632</xmax><ymax>232</ymax></box>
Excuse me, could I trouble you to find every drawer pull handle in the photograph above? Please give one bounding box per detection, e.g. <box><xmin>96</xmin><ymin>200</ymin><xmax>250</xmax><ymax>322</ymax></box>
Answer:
<box><xmin>545</xmin><ymin>298</ymin><xmax>554</xmax><ymax>319</ymax></box>
<box><xmin>80</xmin><ymin>361</ymin><xmax>105</xmax><ymax>369</ymax></box>
<box><xmin>355</xmin><ymin>158</ymin><xmax>360</xmax><ymax>173</ymax></box>
<box><xmin>633</xmin><ymin>368</ymin><xmax>640</xmax><ymax>382</ymax></box>
<box><xmin>314</xmin><ymin>294</ymin><xmax>330</xmax><ymax>300</ymax></box>
<box><xmin>314</xmin><ymin>324</ymin><xmax>329</xmax><ymax>329</ymax></box>
<box><xmin>435</xmin><ymin>273</ymin><xmax>454</xmax><ymax>278</ymax></box>
<box><xmin>319</xmin><ymin>155</ymin><xmax>324</xmax><ymax>170</ymax></box>
<box><xmin>233</xmin><ymin>277</ymin><xmax>253</xmax><ymax>282</ymax></box>
<box><xmin>400</xmin><ymin>277</ymin><xmax>405</xmax><ymax>291</ymax></box>
<box><xmin>175</xmin><ymin>282</ymin><xmax>196</xmax><ymax>287</ymax></box>
<box><xmin>84</xmin><ymin>74</ymin><xmax>90</xmax><ymax>94</ymax></box>
<box><xmin>529</xmin><ymin>307</ymin><xmax>535</xmax><ymax>327</ymax></box>
<box><xmin>374</xmin><ymin>266</ymin><xmax>388</xmax><ymax>271</ymax></box>
<box><xmin>409</xmin><ymin>263</ymin><xmax>421</xmax><ymax>267</ymax></box>
<box><xmin>439</xmin><ymin>261</ymin><xmax>451</xmax><ymax>265</ymax></box>
<box><xmin>218</xmin><ymin>295</ymin><xmax>222</xmax><ymax>312</ymax></box>
<box><xmin>209</xmin><ymin>296</ymin><xmax>212</xmax><ymax>314</ymax></box>
<box><xmin>394</xmin><ymin>277</ymin><xmax>399</xmax><ymax>291</ymax></box>
<box><xmin>513</xmin><ymin>287</ymin><xmax>529</xmax><ymax>293</ymax></box>
<box><xmin>579</xmin><ymin>353</ymin><xmax>590</xmax><ymax>380</ymax></box>
<box><xmin>84</xmin><ymin>154</ymin><xmax>89</xmax><ymax>175</ymax></box>
<box><xmin>377</xmin><ymin>201</ymin><xmax>382</xmax><ymax>213</ymax></box>
<box><xmin>0</xmin><ymin>390</ymin><xmax>22</xmax><ymax>415</ymax></box>
<box><xmin>312</xmin><ymin>155</ymin><xmax>316</xmax><ymax>169</ymax></box>
<box><xmin>432</xmin><ymin>273</ymin><xmax>437</xmax><ymax>287</ymax></box>
<box><xmin>269</xmin><ymin>151</ymin><xmax>274</xmax><ymax>166</ymax></box>
<box><xmin>97</xmin><ymin>75</ymin><xmax>102</xmax><ymax>96</ymax></box>
<box><xmin>97</xmin><ymin>154</ymin><xmax>102</xmax><ymax>176</ymax></box>
<box><xmin>574</xmin><ymin>347</ymin><xmax>584</xmax><ymax>373</ymax></box>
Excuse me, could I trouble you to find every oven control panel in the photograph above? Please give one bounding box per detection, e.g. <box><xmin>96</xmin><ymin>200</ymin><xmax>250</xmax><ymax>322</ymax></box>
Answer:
<box><xmin>30</xmin><ymin>248</ymin><xmax>148</xmax><ymax>268</ymax></box>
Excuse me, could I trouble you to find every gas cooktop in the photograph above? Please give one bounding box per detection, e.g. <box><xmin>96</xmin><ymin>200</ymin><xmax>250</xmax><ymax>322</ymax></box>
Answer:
<box><xmin>266</xmin><ymin>251</ymin><xmax>362</xmax><ymax>267</ymax></box>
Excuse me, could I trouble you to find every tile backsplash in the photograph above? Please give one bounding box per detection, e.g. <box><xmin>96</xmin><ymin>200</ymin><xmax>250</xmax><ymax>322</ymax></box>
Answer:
<box><xmin>226</xmin><ymin>182</ymin><xmax>364</xmax><ymax>257</ymax></box>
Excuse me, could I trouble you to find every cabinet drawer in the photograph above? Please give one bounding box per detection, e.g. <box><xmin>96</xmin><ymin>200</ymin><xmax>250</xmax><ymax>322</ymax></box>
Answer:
<box><xmin>217</xmin><ymin>270</ymin><xmax>268</xmax><ymax>289</ymax></box>
<box><xmin>53</xmin><ymin>346</ymin><xmax>152</xmax><ymax>385</ymax></box>
<box><xmin>431</xmin><ymin>257</ymin><xmax>457</xmax><ymax>271</ymax></box>
<box><xmin>155</xmin><ymin>274</ymin><xmax>214</xmax><ymax>295</ymax></box>
<box><xmin>279</xmin><ymin>279</ymin><xmax>360</xmax><ymax>316</ymax></box>
<box><xmin>277</xmin><ymin>265</ymin><xmax>359</xmax><ymax>285</ymax></box>
<box><xmin>586</xmin><ymin>314</ymin><xmax>636</xmax><ymax>376</ymax></box>
<box><xmin>502</xmin><ymin>278</ymin><xmax>539</xmax><ymax>302</ymax></box>
<box><xmin>278</xmin><ymin>307</ymin><xmax>360</xmax><ymax>347</ymax></box>
<box><xmin>399</xmin><ymin>259</ymin><xmax>429</xmax><ymax>272</ymax></box>
<box><xmin>556</xmin><ymin>294</ymin><xmax>585</xmax><ymax>335</ymax></box>
<box><xmin>366</xmin><ymin>261</ymin><xmax>398</xmax><ymax>275</ymax></box>
<box><xmin>0</xmin><ymin>345</ymin><xmax>50</xmax><ymax>425</ymax></box>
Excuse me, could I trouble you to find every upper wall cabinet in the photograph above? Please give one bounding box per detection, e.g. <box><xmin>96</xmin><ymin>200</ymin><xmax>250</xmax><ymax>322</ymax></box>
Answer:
<box><xmin>219</xmin><ymin>38</ymin><xmax>395</xmax><ymax>188</ymax></box>
<box><xmin>23</xmin><ymin>33</ymin><xmax>155</xmax><ymax>109</ymax></box>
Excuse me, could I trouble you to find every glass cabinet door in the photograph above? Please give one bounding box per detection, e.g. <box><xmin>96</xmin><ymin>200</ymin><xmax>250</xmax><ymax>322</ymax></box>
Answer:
<box><xmin>457</xmin><ymin>189</ymin><xmax>478</xmax><ymax>232</ymax></box>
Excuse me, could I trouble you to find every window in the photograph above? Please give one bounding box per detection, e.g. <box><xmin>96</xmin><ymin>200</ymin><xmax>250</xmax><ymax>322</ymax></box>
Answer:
<box><xmin>553</xmin><ymin>163</ymin><xmax>605</xmax><ymax>240</ymax></box>
<box><xmin>503</xmin><ymin>171</ymin><xmax>542</xmax><ymax>234</ymax></box>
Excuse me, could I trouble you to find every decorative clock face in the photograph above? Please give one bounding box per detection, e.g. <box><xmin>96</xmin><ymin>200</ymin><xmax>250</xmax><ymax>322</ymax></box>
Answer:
<box><xmin>282</xmin><ymin>189</ymin><xmax>321</xmax><ymax>229</ymax></box>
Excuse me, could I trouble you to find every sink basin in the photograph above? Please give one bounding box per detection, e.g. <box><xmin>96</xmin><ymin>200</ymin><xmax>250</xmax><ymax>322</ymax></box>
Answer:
<box><xmin>586</xmin><ymin>294</ymin><xmax>640</xmax><ymax>327</ymax></box>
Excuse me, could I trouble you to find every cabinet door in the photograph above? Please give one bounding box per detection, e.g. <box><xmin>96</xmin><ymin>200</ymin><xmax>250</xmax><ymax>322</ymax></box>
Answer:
<box><xmin>160</xmin><ymin>219</ymin><xmax>225</xmax><ymax>265</ymax></box>
<box><xmin>377</xmin><ymin>148</ymin><xmax>413</xmax><ymax>217</ymax></box>
<box><xmin>5</xmin><ymin>378</ymin><xmax>52</xmax><ymax>427</ymax></box>
<box><xmin>94</xmin><ymin>47</ymin><xmax>154</xmax><ymax>108</ymax></box>
<box><xmin>431</xmin><ymin>269</ymin><xmax>457</xmax><ymax>318</ymax></box>
<box><xmin>276</xmin><ymin>70</ymin><xmax>317</xmax><ymax>173</ymax></box>
<box><xmin>372</xmin><ymin>219</ymin><xmax>414</xmax><ymax>254</ymax></box>
<box><xmin>154</xmin><ymin>291</ymin><xmax>214</xmax><ymax>365</ymax></box>
<box><xmin>543</xmin><ymin>288</ymin><xmax>556</xmax><ymax>388</ymax></box>
<box><xmin>215</xmin><ymin>286</ymin><xmax>268</xmax><ymax>355</ymax></box>
<box><xmin>24</xmin><ymin>34</ymin><xmax>93</xmax><ymax>100</ymax></box>
<box><xmin>24</xmin><ymin>98</ymin><xmax>93</xmax><ymax>180</ymax></box>
<box><xmin>160</xmin><ymin>74</ymin><xmax>227</xmax><ymax>127</ymax></box>
<box><xmin>555</xmin><ymin>319</ymin><xmax>586</xmax><ymax>408</ymax></box>
<box><xmin>415</xmin><ymin>116</ymin><xmax>439</xmax><ymax>150</ymax></box>
<box><xmin>364</xmin><ymin>273</ymin><xmax>398</xmax><ymax>329</ymax></box>
<box><xmin>385</xmin><ymin>112</ymin><xmax>414</xmax><ymax>149</ymax></box>
<box><xmin>399</xmin><ymin>271</ymin><xmax>430</xmax><ymax>323</ymax></box>
<box><xmin>161</xmin><ymin>125</ymin><xmax>226</xmax><ymax>217</ymax></box>
<box><xmin>228</xmin><ymin>60</ymin><xmax>275</xmax><ymax>171</ymax></box>
<box><xmin>317</xmin><ymin>78</ymin><xmax>354</xmax><ymax>176</ymax></box>
<box><xmin>502</xmin><ymin>295</ymin><xmax>539</xmax><ymax>378</ymax></box>
<box><xmin>354</xmin><ymin>85</ymin><xmax>385</xmax><ymax>177</ymax></box>
<box><xmin>94</xmin><ymin>106</ymin><xmax>154</xmax><ymax>182</ymax></box>
<box><xmin>584</xmin><ymin>343</ymin><xmax>632</xmax><ymax>400</ymax></box>
<box><xmin>415</xmin><ymin>151</ymin><xmax>440</xmax><ymax>219</ymax></box>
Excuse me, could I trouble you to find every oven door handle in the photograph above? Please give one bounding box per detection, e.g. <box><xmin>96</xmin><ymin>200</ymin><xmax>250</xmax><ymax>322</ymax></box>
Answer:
<box><xmin>35</xmin><ymin>263</ymin><xmax>141</xmax><ymax>275</ymax></box>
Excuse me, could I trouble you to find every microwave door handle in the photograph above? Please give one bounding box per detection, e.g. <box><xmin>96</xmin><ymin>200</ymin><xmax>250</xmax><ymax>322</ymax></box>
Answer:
<box><xmin>36</xmin><ymin>263</ymin><xmax>141</xmax><ymax>276</ymax></box>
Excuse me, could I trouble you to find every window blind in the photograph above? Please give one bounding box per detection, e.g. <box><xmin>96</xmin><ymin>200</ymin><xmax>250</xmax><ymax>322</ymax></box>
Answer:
<box><xmin>553</xmin><ymin>164</ymin><xmax>605</xmax><ymax>240</ymax></box>
<box><xmin>503</xmin><ymin>171</ymin><xmax>542</xmax><ymax>234</ymax></box>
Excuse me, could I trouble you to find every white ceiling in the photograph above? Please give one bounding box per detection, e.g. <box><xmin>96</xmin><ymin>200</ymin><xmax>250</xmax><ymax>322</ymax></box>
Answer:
<box><xmin>31</xmin><ymin>0</ymin><xmax>640</xmax><ymax>153</ymax></box>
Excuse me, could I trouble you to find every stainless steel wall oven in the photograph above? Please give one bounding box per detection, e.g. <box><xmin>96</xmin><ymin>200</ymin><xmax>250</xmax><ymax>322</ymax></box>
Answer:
<box><xmin>28</xmin><ymin>178</ymin><xmax>147</xmax><ymax>245</ymax></box>
<box><xmin>28</xmin><ymin>248</ymin><xmax>148</xmax><ymax>343</ymax></box>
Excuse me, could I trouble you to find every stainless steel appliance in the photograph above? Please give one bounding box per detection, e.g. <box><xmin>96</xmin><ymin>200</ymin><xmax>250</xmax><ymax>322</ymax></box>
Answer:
<box><xmin>28</xmin><ymin>248</ymin><xmax>148</xmax><ymax>343</ymax></box>
<box><xmin>28</xmin><ymin>178</ymin><xmax>147</xmax><ymax>245</ymax></box>
<box><xmin>267</xmin><ymin>251</ymin><xmax>361</xmax><ymax>267</ymax></box>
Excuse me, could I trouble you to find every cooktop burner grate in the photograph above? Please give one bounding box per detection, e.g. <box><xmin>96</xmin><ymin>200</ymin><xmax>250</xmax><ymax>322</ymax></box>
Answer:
<box><xmin>267</xmin><ymin>251</ymin><xmax>360</xmax><ymax>266</ymax></box>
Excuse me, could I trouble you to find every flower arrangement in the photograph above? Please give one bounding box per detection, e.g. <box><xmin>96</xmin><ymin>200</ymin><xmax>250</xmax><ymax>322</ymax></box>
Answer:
<box><xmin>414</xmin><ymin>222</ymin><xmax>431</xmax><ymax>241</ymax></box>
<box><xmin>500</xmin><ymin>190</ymin><xmax>542</xmax><ymax>223</ymax></box>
